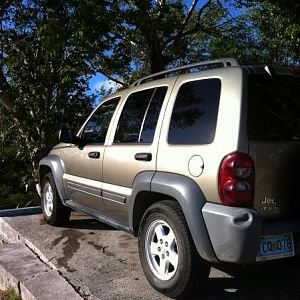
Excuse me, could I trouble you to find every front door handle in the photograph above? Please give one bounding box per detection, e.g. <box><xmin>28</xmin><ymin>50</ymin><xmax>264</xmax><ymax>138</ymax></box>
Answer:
<box><xmin>134</xmin><ymin>153</ymin><xmax>152</xmax><ymax>161</ymax></box>
<box><xmin>88</xmin><ymin>151</ymin><xmax>100</xmax><ymax>159</ymax></box>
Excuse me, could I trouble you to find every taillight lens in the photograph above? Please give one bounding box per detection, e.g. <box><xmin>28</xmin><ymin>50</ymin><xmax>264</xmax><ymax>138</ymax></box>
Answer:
<box><xmin>219</xmin><ymin>152</ymin><xmax>255</xmax><ymax>207</ymax></box>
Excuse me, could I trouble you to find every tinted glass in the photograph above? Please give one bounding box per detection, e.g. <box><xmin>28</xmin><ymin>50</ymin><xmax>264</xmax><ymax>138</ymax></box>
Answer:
<box><xmin>168</xmin><ymin>79</ymin><xmax>221</xmax><ymax>144</ymax></box>
<box><xmin>248</xmin><ymin>74</ymin><xmax>300</xmax><ymax>141</ymax></box>
<box><xmin>140</xmin><ymin>87</ymin><xmax>167</xmax><ymax>143</ymax></box>
<box><xmin>82</xmin><ymin>98</ymin><xmax>119</xmax><ymax>144</ymax></box>
<box><xmin>114</xmin><ymin>87</ymin><xmax>166</xmax><ymax>144</ymax></box>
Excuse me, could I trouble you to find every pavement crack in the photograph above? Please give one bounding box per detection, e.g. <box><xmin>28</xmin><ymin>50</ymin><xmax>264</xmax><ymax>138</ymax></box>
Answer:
<box><xmin>17</xmin><ymin>281</ymin><xmax>21</xmax><ymax>297</ymax></box>
<box><xmin>24</xmin><ymin>243</ymin><xmax>55</xmax><ymax>270</ymax></box>
<box><xmin>56</xmin><ymin>269</ymin><xmax>91</xmax><ymax>300</ymax></box>
<box><xmin>102</xmin><ymin>246</ymin><xmax>109</xmax><ymax>253</ymax></box>
<box><xmin>48</xmin><ymin>256</ymin><xmax>55</xmax><ymax>262</ymax></box>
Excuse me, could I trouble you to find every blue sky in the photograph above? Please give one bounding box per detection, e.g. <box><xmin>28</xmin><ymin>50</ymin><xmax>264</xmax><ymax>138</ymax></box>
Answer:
<box><xmin>88</xmin><ymin>72</ymin><xmax>106</xmax><ymax>94</ymax></box>
<box><xmin>88</xmin><ymin>72</ymin><xmax>122</xmax><ymax>104</ymax></box>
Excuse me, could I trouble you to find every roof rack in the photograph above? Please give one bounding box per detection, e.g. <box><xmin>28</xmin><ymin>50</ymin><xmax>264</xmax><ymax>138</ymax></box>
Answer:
<box><xmin>131</xmin><ymin>58</ymin><xmax>239</xmax><ymax>87</ymax></box>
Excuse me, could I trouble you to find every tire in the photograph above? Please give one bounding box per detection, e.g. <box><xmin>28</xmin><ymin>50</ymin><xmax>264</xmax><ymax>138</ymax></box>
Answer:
<box><xmin>138</xmin><ymin>200</ymin><xmax>210</xmax><ymax>298</ymax></box>
<box><xmin>41</xmin><ymin>172</ymin><xmax>71</xmax><ymax>226</ymax></box>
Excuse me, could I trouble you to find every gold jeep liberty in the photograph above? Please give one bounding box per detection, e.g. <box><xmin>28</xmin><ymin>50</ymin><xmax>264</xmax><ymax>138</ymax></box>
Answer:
<box><xmin>37</xmin><ymin>58</ymin><xmax>300</xmax><ymax>298</ymax></box>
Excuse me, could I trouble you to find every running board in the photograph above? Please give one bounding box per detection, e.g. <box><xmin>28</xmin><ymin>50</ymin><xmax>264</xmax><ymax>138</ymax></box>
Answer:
<box><xmin>65</xmin><ymin>200</ymin><xmax>131</xmax><ymax>233</ymax></box>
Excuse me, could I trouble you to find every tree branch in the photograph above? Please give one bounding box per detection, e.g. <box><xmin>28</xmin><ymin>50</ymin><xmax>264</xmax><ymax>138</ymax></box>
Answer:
<box><xmin>181</xmin><ymin>0</ymin><xmax>199</xmax><ymax>33</ymax></box>
<box><xmin>0</xmin><ymin>64</ymin><xmax>15</xmax><ymax>110</ymax></box>
<box><xmin>98</xmin><ymin>70</ymin><xmax>125</xmax><ymax>86</ymax></box>
<box><xmin>164</xmin><ymin>0</ymin><xmax>212</xmax><ymax>48</ymax></box>
<box><xmin>195</xmin><ymin>0</ymin><xmax>212</xmax><ymax>29</ymax></box>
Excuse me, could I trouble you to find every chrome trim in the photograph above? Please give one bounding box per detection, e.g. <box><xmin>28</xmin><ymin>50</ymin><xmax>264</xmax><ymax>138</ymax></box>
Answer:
<box><xmin>102</xmin><ymin>191</ymin><xmax>126</xmax><ymax>204</ymax></box>
<box><xmin>66</xmin><ymin>181</ymin><xmax>101</xmax><ymax>198</ymax></box>
<box><xmin>102</xmin><ymin>182</ymin><xmax>132</xmax><ymax>196</ymax></box>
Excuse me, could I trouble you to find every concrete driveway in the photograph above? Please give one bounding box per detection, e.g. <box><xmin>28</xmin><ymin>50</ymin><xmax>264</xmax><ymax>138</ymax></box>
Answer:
<box><xmin>1</xmin><ymin>212</ymin><xmax>300</xmax><ymax>299</ymax></box>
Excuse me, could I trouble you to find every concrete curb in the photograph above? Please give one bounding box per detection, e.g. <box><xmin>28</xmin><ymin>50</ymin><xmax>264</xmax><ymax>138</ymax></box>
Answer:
<box><xmin>0</xmin><ymin>217</ymin><xmax>56</xmax><ymax>270</ymax></box>
<box><xmin>0</xmin><ymin>243</ymin><xmax>82</xmax><ymax>300</ymax></box>
<box><xmin>0</xmin><ymin>217</ymin><xmax>84</xmax><ymax>300</ymax></box>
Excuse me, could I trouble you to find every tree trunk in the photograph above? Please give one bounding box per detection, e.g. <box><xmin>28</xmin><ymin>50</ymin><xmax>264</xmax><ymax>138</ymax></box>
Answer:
<box><xmin>150</xmin><ymin>55</ymin><xmax>166</xmax><ymax>74</ymax></box>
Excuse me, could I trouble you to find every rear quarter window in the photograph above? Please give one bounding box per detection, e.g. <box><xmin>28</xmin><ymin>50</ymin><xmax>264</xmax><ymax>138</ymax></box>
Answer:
<box><xmin>168</xmin><ymin>78</ymin><xmax>221</xmax><ymax>144</ymax></box>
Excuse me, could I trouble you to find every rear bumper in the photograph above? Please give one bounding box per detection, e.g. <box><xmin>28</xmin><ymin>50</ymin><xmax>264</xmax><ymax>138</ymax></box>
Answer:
<box><xmin>202</xmin><ymin>203</ymin><xmax>300</xmax><ymax>263</ymax></box>
<box><xmin>202</xmin><ymin>203</ymin><xmax>262</xmax><ymax>263</ymax></box>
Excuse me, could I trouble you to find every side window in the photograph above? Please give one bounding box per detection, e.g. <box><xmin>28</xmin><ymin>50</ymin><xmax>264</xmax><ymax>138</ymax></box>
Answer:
<box><xmin>140</xmin><ymin>87</ymin><xmax>167</xmax><ymax>143</ymax></box>
<box><xmin>114</xmin><ymin>87</ymin><xmax>167</xmax><ymax>144</ymax></box>
<box><xmin>168</xmin><ymin>79</ymin><xmax>221</xmax><ymax>144</ymax></box>
<box><xmin>82</xmin><ymin>97</ymin><xmax>120</xmax><ymax>144</ymax></box>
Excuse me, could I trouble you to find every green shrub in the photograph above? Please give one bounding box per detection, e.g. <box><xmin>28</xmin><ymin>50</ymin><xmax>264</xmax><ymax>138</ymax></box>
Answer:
<box><xmin>1</xmin><ymin>287</ymin><xmax>22</xmax><ymax>300</ymax></box>
<box><xmin>0</xmin><ymin>147</ymin><xmax>39</xmax><ymax>209</ymax></box>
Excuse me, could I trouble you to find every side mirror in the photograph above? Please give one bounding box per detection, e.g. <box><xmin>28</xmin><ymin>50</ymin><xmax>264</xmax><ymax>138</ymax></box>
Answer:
<box><xmin>59</xmin><ymin>128</ymin><xmax>77</xmax><ymax>144</ymax></box>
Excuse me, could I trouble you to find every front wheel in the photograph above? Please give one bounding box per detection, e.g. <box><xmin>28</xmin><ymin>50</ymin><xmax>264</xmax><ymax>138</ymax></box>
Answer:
<box><xmin>41</xmin><ymin>173</ymin><xmax>71</xmax><ymax>226</ymax></box>
<box><xmin>138</xmin><ymin>200</ymin><xmax>210</xmax><ymax>298</ymax></box>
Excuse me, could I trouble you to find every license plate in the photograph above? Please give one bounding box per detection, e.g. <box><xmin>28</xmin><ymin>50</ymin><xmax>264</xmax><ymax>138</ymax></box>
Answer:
<box><xmin>256</xmin><ymin>233</ymin><xmax>295</xmax><ymax>261</ymax></box>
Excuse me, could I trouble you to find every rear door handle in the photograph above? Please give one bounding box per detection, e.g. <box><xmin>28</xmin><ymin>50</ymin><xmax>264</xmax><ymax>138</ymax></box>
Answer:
<box><xmin>88</xmin><ymin>151</ymin><xmax>100</xmax><ymax>159</ymax></box>
<box><xmin>134</xmin><ymin>153</ymin><xmax>152</xmax><ymax>161</ymax></box>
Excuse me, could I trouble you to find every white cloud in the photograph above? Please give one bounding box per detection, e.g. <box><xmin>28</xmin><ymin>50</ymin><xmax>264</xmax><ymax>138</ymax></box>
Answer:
<box><xmin>93</xmin><ymin>79</ymin><xmax>122</xmax><ymax>93</ymax></box>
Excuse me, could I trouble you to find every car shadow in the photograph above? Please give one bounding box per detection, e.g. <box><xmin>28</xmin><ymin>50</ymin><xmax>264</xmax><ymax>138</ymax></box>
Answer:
<box><xmin>39</xmin><ymin>213</ymin><xmax>115</xmax><ymax>231</ymax></box>
<box><xmin>187</xmin><ymin>257</ymin><xmax>300</xmax><ymax>299</ymax></box>
<box><xmin>66</xmin><ymin>218</ymin><xmax>114</xmax><ymax>230</ymax></box>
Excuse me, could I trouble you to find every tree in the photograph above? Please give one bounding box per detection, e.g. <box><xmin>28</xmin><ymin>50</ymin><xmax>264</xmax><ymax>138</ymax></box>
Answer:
<box><xmin>251</xmin><ymin>1</ymin><xmax>300</xmax><ymax>65</ymax></box>
<box><xmin>0</xmin><ymin>0</ymin><xmax>117</xmax><ymax>178</ymax></box>
<box><xmin>2</xmin><ymin>0</ymin><xmax>299</xmax><ymax>208</ymax></box>
<box><xmin>0</xmin><ymin>0</ymin><xmax>118</xmax><ymax>206</ymax></box>
<box><xmin>97</xmin><ymin>0</ymin><xmax>240</xmax><ymax>84</ymax></box>
<box><xmin>231</xmin><ymin>0</ymin><xmax>300</xmax><ymax>65</ymax></box>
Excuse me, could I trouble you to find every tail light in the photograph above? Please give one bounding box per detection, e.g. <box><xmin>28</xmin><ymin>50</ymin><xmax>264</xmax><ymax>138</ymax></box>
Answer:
<box><xmin>219</xmin><ymin>152</ymin><xmax>255</xmax><ymax>207</ymax></box>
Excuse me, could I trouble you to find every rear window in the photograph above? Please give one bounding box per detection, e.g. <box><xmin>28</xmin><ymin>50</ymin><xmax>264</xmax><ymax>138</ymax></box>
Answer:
<box><xmin>248</xmin><ymin>74</ymin><xmax>300</xmax><ymax>141</ymax></box>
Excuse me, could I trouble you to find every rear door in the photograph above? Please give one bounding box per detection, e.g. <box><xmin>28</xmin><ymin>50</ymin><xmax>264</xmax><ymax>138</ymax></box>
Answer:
<box><xmin>156</xmin><ymin>71</ymin><xmax>230</xmax><ymax>203</ymax></box>
<box><xmin>102</xmin><ymin>79</ymin><xmax>175</xmax><ymax>224</ymax></box>
<box><xmin>247</xmin><ymin>72</ymin><xmax>300</xmax><ymax>219</ymax></box>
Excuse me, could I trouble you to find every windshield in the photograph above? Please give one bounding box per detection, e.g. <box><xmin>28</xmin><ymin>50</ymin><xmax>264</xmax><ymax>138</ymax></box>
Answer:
<box><xmin>247</xmin><ymin>74</ymin><xmax>300</xmax><ymax>141</ymax></box>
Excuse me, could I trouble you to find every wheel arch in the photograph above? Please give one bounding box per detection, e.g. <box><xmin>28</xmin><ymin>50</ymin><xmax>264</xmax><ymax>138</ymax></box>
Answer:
<box><xmin>39</xmin><ymin>155</ymin><xmax>69</xmax><ymax>201</ymax></box>
<box><xmin>129</xmin><ymin>171</ymin><xmax>217</xmax><ymax>262</ymax></box>
<box><xmin>131</xmin><ymin>190</ymin><xmax>177</xmax><ymax>236</ymax></box>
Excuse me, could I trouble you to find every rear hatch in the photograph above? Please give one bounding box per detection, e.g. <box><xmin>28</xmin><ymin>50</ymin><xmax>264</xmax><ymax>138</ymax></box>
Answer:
<box><xmin>247</xmin><ymin>69</ymin><xmax>300</xmax><ymax>219</ymax></box>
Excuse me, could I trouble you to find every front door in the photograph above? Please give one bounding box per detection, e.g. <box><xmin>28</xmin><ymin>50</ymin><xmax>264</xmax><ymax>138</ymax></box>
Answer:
<box><xmin>62</xmin><ymin>97</ymin><xmax>120</xmax><ymax>211</ymax></box>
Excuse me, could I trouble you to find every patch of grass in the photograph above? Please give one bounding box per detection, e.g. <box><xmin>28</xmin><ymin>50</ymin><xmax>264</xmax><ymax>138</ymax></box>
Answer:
<box><xmin>0</xmin><ymin>287</ymin><xmax>21</xmax><ymax>300</ymax></box>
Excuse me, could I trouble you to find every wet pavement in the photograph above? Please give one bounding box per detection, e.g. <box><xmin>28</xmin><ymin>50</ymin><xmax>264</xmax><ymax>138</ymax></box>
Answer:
<box><xmin>1</xmin><ymin>212</ymin><xmax>300</xmax><ymax>299</ymax></box>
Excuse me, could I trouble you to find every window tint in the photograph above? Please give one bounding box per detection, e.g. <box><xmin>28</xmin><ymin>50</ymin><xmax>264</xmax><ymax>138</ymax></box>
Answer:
<box><xmin>82</xmin><ymin>97</ymin><xmax>120</xmax><ymax>144</ymax></box>
<box><xmin>114</xmin><ymin>87</ymin><xmax>167</xmax><ymax>144</ymax></box>
<box><xmin>248</xmin><ymin>74</ymin><xmax>300</xmax><ymax>141</ymax></box>
<box><xmin>168</xmin><ymin>79</ymin><xmax>221</xmax><ymax>144</ymax></box>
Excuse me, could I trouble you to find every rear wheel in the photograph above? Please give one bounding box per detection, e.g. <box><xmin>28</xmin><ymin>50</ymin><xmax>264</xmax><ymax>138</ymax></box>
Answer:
<box><xmin>138</xmin><ymin>200</ymin><xmax>210</xmax><ymax>298</ymax></box>
<box><xmin>41</xmin><ymin>173</ymin><xmax>71</xmax><ymax>226</ymax></box>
